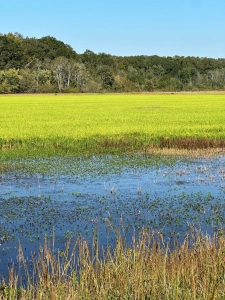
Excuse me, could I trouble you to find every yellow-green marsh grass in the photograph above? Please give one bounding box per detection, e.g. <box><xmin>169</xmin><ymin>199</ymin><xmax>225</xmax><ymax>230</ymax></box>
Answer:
<box><xmin>1</xmin><ymin>93</ymin><xmax>225</xmax><ymax>158</ymax></box>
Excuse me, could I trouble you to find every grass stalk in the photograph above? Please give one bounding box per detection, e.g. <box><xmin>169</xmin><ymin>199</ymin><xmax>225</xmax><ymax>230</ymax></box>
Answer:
<box><xmin>1</xmin><ymin>230</ymin><xmax>225</xmax><ymax>299</ymax></box>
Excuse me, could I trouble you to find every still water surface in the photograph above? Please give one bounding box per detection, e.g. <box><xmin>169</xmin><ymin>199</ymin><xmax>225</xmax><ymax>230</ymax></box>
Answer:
<box><xmin>1</xmin><ymin>154</ymin><xmax>225</xmax><ymax>278</ymax></box>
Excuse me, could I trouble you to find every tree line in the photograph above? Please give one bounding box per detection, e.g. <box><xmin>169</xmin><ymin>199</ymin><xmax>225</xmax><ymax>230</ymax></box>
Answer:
<box><xmin>1</xmin><ymin>32</ymin><xmax>225</xmax><ymax>93</ymax></box>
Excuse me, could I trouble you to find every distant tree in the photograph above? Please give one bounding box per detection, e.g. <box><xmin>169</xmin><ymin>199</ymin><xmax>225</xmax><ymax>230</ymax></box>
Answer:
<box><xmin>19</xmin><ymin>69</ymin><xmax>37</xmax><ymax>92</ymax></box>
<box><xmin>97</xmin><ymin>66</ymin><xmax>115</xmax><ymax>89</ymax></box>
<box><xmin>0</xmin><ymin>33</ymin><xmax>25</xmax><ymax>69</ymax></box>
<box><xmin>145</xmin><ymin>80</ymin><xmax>155</xmax><ymax>91</ymax></box>
<box><xmin>0</xmin><ymin>71</ymin><xmax>11</xmax><ymax>93</ymax></box>
<box><xmin>81</xmin><ymin>50</ymin><xmax>98</xmax><ymax>75</ymax></box>
<box><xmin>39</xmin><ymin>36</ymin><xmax>77</xmax><ymax>60</ymax></box>
<box><xmin>0</xmin><ymin>69</ymin><xmax>21</xmax><ymax>93</ymax></box>
<box><xmin>73</xmin><ymin>63</ymin><xmax>89</xmax><ymax>91</ymax></box>
<box><xmin>51</xmin><ymin>57</ymin><xmax>88</xmax><ymax>92</ymax></box>
<box><xmin>127</xmin><ymin>66</ymin><xmax>138</xmax><ymax>83</ymax></box>
<box><xmin>51</xmin><ymin>57</ymin><xmax>71</xmax><ymax>92</ymax></box>
<box><xmin>152</xmin><ymin>65</ymin><xmax>165</xmax><ymax>77</ymax></box>
<box><xmin>1</xmin><ymin>32</ymin><xmax>225</xmax><ymax>93</ymax></box>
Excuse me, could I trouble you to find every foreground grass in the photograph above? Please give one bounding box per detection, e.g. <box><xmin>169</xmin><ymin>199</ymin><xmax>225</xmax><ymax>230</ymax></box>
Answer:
<box><xmin>1</xmin><ymin>230</ymin><xmax>225</xmax><ymax>299</ymax></box>
<box><xmin>1</xmin><ymin>93</ymin><xmax>225</xmax><ymax>158</ymax></box>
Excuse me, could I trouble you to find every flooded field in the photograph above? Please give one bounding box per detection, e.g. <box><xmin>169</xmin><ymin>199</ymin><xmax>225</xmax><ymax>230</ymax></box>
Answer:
<box><xmin>1</xmin><ymin>154</ymin><xmax>225</xmax><ymax>278</ymax></box>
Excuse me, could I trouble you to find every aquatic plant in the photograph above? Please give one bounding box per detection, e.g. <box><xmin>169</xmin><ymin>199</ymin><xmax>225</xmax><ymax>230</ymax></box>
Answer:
<box><xmin>1</xmin><ymin>230</ymin><xmax>225</xmax><ymax>299</ymax></box>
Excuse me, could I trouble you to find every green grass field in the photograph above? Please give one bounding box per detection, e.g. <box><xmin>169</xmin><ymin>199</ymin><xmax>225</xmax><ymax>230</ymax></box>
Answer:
<box><xmin>0</xmin><ymin>93</ymin><xmax>225</xmax><ymax>158</ymax></box>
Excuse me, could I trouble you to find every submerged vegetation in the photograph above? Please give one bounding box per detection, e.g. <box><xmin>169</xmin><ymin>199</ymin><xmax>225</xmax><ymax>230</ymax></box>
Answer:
<box><xmin>1</xmin><ymin>153</ymin><xmax>225</xmax><ymax>299</ymax></box>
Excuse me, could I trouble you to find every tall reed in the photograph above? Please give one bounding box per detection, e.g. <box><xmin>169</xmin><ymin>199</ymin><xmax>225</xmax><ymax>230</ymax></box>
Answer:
<box><xmin>1</xmin><ymin>230</ymin><xmax>225</xmax><ymax>299</ymax></box>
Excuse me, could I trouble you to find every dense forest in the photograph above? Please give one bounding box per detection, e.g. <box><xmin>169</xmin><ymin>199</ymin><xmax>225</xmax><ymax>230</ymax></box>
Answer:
<box><xmin>1</xmin><ymin>32</ymin><xmax>225</xmax><ymax>93</ymax></box>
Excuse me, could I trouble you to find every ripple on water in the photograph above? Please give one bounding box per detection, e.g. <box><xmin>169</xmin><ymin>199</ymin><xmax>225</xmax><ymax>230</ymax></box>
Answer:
<box><xmin>0</xmin><ymin>154</ymin><xmax>225</xmax><ymax>276</ymax></box>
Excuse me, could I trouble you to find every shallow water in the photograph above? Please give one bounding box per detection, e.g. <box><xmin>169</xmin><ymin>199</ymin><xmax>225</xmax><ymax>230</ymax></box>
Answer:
<box><xmin>0</xmin><ymin>154</ymin><xmax>225</xmax><ymax>278</ymax></box>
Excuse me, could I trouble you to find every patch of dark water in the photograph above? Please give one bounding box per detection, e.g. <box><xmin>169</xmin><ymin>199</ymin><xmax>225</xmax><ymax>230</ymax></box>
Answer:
<box><xmin>0</xmin><ymin>154</ymin><xmax>225</xmax><ymax>280</ymax></box>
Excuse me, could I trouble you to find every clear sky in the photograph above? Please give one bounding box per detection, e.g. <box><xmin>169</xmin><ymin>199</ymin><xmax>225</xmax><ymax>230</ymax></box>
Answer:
<box><xmin>1</xmin><ymin>0</ymin><xmax>225</xmax><ymax>58</ymax></box>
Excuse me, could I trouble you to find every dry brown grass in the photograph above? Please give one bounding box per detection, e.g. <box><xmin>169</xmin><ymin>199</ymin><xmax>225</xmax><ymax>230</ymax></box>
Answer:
<box><xmin>143</xmin><ymin>137</ymin><xmax>225</xmax><ymax>158</ymax></box>
<box><xmin>1</xmin><ymin>230</ymin><xmax>225</xmax><ymax>299</ymax></box>
<box><xmin>145</xmin><ymin>147</ymin><xmax>225</xmax><ymax>158</ymax></box>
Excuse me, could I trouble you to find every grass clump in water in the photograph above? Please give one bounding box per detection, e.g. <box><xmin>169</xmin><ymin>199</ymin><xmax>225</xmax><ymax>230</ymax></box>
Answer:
<box><xmin>1</xmin><ymin>230</ymin><xmax>225</xmax><ymax>299</ymax></box>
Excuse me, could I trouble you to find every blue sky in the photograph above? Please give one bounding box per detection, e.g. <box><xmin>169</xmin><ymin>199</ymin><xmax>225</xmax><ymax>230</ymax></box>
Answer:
<box><xmin>1</xmin><ymin>0</ymin><xmax>225</xmax><ymax>58</ymax></box>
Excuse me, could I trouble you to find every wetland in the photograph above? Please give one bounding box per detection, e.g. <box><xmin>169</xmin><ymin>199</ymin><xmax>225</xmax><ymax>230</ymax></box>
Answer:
<box><xmin>1</xmin><ymin>94</ymin><xmax>225</xmax><ymax>298</ymax></box>
<box><xmin>1</xmin><ymin>153</ymin><xmax>225</xmax><ymax>279</ymax></box>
